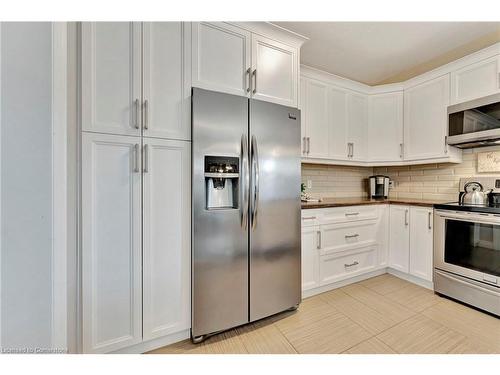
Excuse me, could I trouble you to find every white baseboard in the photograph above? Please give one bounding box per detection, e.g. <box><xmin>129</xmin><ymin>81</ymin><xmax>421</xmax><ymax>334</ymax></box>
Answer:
<box><xmin>387</xmin><ymin>268</ymin><xmax>434</xmax><ymax>290</ymax></box>
<box><xmin>110</xmin><ymin>329</ymin><xmax>190</xmax><ymax>354</ymax></box>
<box><xmin>302</xmin><ymin>268</ymin><xmax>386</xmax><ymax>298</ymax></box>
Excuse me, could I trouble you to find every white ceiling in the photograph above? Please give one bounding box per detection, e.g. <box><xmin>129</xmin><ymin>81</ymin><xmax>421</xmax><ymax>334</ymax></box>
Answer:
<box><xmin>273</xmin><ymin>22</ymin><xmax>500</xmax><ymax>85</ymax></box>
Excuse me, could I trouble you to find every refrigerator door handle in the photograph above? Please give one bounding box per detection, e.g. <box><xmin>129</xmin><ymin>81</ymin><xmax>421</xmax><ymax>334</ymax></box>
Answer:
<box><xmin>241</xmin><ymin>134</ymin><xmax>249</xmax><ymax>229</ymax></box>
<box><xmin>251</xmin><ymin>135</ymin><xmax>260</xmax><ymax>230</ymax></box>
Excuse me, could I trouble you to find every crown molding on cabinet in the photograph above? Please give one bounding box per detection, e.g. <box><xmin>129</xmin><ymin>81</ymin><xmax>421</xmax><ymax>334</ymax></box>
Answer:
<box><xmin>229</xmin><ymin>22</ymin><xmax>308</xmax><ymax>48</ymax></box>
<box><xmin>301</xmin><ymin>64</ymin><xmax>372</xmax><ymax>94</ymax></box>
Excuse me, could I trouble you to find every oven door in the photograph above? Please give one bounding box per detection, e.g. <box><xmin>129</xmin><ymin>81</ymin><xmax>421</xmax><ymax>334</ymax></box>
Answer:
<box><xmin>434</xmin><ymin>210</ymin><xmax>500</xmax><ymax>287</ymax></box>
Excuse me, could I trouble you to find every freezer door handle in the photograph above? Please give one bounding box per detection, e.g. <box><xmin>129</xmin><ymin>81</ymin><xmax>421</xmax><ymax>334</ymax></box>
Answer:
<box><xmin>250</xmin><ymin>135</ymin><xmax>260</xmax><ymax>230</ymax></box>
<box><xmin>240</xmin><ymin>134</ymin><xmax>249</xmax><ymax>229</ymax></box>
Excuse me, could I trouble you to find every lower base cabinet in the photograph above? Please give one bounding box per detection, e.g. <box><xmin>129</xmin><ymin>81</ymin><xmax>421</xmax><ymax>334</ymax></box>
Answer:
<box><xmin>389</xmin><ymin>205</ymin><xmax>433</xmax><ymax>282</ymax></box>
<box><xmin>82</xmin><ymin>132</ymin><xmax>191</xmax><ymax>353</ymax></box>
<box><xmin>301</xmin><ymin>225</ymin><xmax>320</xmax><ymax>291</ymax></box>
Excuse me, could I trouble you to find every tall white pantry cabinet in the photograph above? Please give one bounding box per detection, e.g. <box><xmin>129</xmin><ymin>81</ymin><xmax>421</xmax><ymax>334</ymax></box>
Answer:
<box><xmin>81</xmin><ymin>22</ymin><xmax>191</xmax><ymax>353</ymax></box>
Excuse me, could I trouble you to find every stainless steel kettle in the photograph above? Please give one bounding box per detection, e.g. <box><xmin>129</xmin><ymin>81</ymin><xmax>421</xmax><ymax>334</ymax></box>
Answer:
<box><xmin>461</xmin><ymin>181</ymin><xmax>490</xmax><ymax>205</ymax></box>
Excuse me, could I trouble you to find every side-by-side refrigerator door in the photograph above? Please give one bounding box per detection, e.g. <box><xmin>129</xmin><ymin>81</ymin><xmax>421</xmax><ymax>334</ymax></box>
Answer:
<box><xmin>249</xmin><ymin>99</ymin><xmax>301</xmax><ymax>322</ymax></box>
<box><xmin>192</xmin><ymin>88</ymin><xmax>250</xmax><ymax>338</ymax></box>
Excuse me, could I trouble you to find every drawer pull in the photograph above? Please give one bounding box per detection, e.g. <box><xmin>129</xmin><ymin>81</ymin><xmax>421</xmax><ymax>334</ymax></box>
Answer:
<box><xmin>345</xmin><ymin>234</ymin><xmax>359</xmax><ymax>239</ymax></box>
<box><xmin>344</xmin><ymin>261</ymin><xmax>359</xmax><ymax>268</ymax></box>
<box><xmin>302</xmin><ymin>216</ymin><xmax>317</xmax><ymax>220</ymax></box>
<box><xmin>345</xmin><ymin>212</ymin><xmax>359</xmax><ymax>217</ymax></box>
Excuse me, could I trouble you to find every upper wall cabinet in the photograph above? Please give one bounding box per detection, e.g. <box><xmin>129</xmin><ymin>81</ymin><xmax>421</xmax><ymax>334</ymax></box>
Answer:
<box><xmin>250</xmin><ymin>34</ymin><xmax>298</xmax><ymax>107</ymax></box>
<box><xmin>404</xmin><ymin>75</ymin><xmax>450</xmax><ymax>161</ymax></box>
<box><xmin>301</xmin><ymin>78</ymin><xmax>329</xmax><ymax>158</ymax></box>
<box><xmin>191</xmin><ymin>22</ymin><xmax>251</xmax><ymax>97</ymax></box>
<box><xmin>450</xmin><ymin>55</ymin><xmax>500</xmax><ymax>105</ymax></box>
<box><xmin>368</xmin><ymin>92</ymin><xmax>403</xmax><ymax>162</ymax></box>
<box><xmin>192</xmin><ymin>22</ymin><xmax>303</xmax><ymax>107</ymax></box>
<box><xmin>142</xmin><ymin>22</ymin><xmax>191</xmax><ymax>140</ymax></box>
<box><xmin>82</xmin><ymin>22</ymin><xmax>191</xmax><ymax>140</ymax></box>
<box><xmin>82</xmin><ymin>22</ymin><xmax>142</xmax><ymax>136</ymax></box>
<box><xmin>347</xmin><ymin>92</ymin><xmax>368</xmax><ymax>161</ymax></box>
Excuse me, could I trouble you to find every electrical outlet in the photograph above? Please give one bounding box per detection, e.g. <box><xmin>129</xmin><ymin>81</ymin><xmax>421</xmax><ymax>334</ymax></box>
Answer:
<box><xmin>307</xmin><ymin>180</ymin><xmax>312</xmax><ymax>189</ymax></box>
<box><xmin>389</xmin><ymin>180</ymin><xmax>395</xmax><ymax>189</ymax></box>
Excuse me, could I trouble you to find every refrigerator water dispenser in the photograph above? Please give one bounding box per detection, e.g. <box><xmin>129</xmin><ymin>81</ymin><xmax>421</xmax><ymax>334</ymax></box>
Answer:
<box><xmin>204</xmin><ymin>156</ymin><xmax>239</xmax><ymax>209</ymax></box>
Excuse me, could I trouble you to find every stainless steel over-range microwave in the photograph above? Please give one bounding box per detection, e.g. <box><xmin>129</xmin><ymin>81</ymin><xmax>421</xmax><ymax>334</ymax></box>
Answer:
<box><xmin>447</xmin><ymin>92</ymin><xmax>500</xmax><ymax>149</ymax></box>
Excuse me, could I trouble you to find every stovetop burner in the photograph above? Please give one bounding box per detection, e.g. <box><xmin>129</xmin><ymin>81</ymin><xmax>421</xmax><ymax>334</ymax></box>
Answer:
<box><xmin>434</xmin><ymin>201</ymin><xmax>500</xmax><ymax>214</ymax></box>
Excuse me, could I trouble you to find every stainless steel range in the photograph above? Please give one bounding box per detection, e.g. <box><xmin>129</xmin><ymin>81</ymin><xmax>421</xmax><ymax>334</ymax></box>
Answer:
<box><xmin>434</xmin><ymin>177</ymin><xmax>500</xmax><ymax>316</ymax></box>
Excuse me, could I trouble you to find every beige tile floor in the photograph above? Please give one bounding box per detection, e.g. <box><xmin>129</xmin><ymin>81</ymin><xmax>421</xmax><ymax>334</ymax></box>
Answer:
<box><xmin>148</xmin><ymin>274</ymin><xmax>500</xmax><ymax>354</ymax></box>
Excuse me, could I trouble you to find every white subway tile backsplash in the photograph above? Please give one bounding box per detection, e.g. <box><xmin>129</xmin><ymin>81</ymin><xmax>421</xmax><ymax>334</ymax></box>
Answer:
<box><xmin>302</xmin><ymin>146</ymin><xmax>500</xmax><ymax>200</ymax></box>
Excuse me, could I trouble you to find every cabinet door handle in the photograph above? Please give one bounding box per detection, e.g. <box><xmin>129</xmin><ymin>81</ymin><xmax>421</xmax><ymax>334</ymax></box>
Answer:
<box><xmin>344</xmin><ymin>261</ymin><xmax>359</xmax><ymax>268</ymax></box>
<box><xmin>307</xmin><ymin>137</ymin><xmax>310</xmax><ymax>155</ymax></box>
<box><xmin>400</xmin><ymin>143</ymin><xmax>404</xmax><ymax>159</ymax></box>
<box><xmin>351</xmin><ymin>143</ymin><xmax>355</xmax><ymax>158</ymax></box>
<box><xmin>246</xmin><ymin>68</ymin><xmax>251</xmax><ymax>93</ymax></box>
<box><xmin>316</xmin><ymin>230</ymin><xmax>321</xmax><ymax>249</ymax></box>
<box><xmin>134</xmin><ymin>99</ymin><xmax>140</xmax><ymax>129</ymax></box>
<box><xmin>143</xmin><ymin>100</ymin><xmax>149</xmax><ymax>130</ymax></box>
<box><xmin>345</xmin><ymin>234</ymin><xmax>359</xmax><ymax>239</ymax></box>
<box><xmin>405</xmin><ymin>209</ymin><xmax>409</xmax><ymax>226</ymax></box>
<box><xmin>134</xmin><ymin>143</ymin><xmax>140</xmax><ymax>173</ymax></box>
<box><xmin>252</xmin><ymin>69</ymin><xmax>257</xmax><ymax>94</ymax></box>
<box><xmin>428</xmin><ymin>211</ymin><xmax>432</xmax><ymax>230</ymax></box>
<box><xmin>143</xmin><ymin>144</ymin><xmax>149</xmax><ymax>173</ymax></box>
<box><xmin>302</xmin><ymin>137</ymin><xmax>307</xmax><ymax>155</ymax></box>
<box><xmin>444</xmin><ymin>136</ymin><xmax>448</xmax><ymax>154</ymax></box>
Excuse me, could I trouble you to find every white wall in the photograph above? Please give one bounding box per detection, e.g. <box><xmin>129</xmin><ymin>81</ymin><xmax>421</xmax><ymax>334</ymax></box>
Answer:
<box><xmin>0</xmin><ymin>22</ymin><xmax>67</xmax><ymax>353</ymax></box>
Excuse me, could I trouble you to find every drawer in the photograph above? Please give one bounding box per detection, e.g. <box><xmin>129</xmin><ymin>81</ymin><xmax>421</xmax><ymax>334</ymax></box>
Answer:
<box><xmin>319</xmin><ymin>246</ymin><xmax>377</xmax><ymax>285</ymax></box>
<box><xmin>301</xmin><ymin>211</ymin><xmax>321</xmax><ymax>227</ymax></box>
<box><xmin>319</xmin><ymin>205</ymin><xmax>380</xmax><ymax>225</ymax></box>
<box><xmin>320</xmin><ymin>220</ymin><xmax>378</xmax><ymax>255</ymax></box>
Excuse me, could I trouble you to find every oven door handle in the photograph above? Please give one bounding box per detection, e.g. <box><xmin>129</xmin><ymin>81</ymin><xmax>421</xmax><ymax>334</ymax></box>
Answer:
<box><xmin>435</xmin><ymin>210</ymin><xmax>500</xmax><ymax>225</ymax></box>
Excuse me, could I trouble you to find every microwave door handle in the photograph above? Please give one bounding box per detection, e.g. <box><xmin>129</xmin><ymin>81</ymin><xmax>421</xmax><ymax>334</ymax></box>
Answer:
<box><xmin>251</xmin><ymin>135</ymin><xmax>260</xmax><ymax>230</ymax></box>
<box><xmin>240</xmin><ymin>134</ymin><xmax>249</xmax><ymax>229</ymax></box>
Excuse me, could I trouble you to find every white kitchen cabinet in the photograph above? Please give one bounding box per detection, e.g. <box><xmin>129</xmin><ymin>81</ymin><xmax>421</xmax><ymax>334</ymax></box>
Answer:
<box><xmin>319</xmin><ymin>246</ymin><xmax>377</xmax><ymax>285</ymax></box>
<box><xmin>192</xmin><ymin>22</ymin><xmax>301</xmax><ymax>107</ymax></box>
<box><xmin>251</xmin><ymin>33</ymin><xmax>298</xmax><ymax>106</ymax></box>
<box><xmin>143</xmin><ymin>138</ymin><xmax>191</xmax><ymax>340</ymax></box>
<box><xmin>450</xmin><ymin>55</ymin><xmax>500</xmax><ymax>104</ymax></box>
<box><xmin>347</xmin><ymin>92</ymin><xmax>368</xmax><ymax>161</ymax></box>
<box><xmin>328</xmin><ymin>86</ymin><xmax>349</xmax><ymax>159</ymax></box>
<box><xmin>389</xmin><ymin>205</ymin><xmax>410</xmax><ymax>273</ymax></box>
<box><xmin>301</xmin><ymin>225</ymin><xmax>321</xmax><ymax>291</ymax></box>
<box><xmin>191</xmin><ymin>22</ymin><xmax>251</xmax><ymax>97</ymax></box>
<box><xmin>368</xmin><ymin>92</ymin><xmax>404</xmax><ymax>162</ymax></box>
<box><xmin>301</xmin><ymin>78</ymin><xmax>329</xmax><ymax>158</ymax></box>
<box><xmin>142</xmin><ymin>22</ymin><xmax>191</xmax><ymax>140</ymax></box>
<box><xmin>81</xmin><ymin>133</ymin><xmax>142</xmax><ymax>353</ymax></box>
<box><xmin>82</xmin><ymin>22</ymin><xmax>190</xmax><ymax>140</ymax></box>
<box><xmin>81</xmin><ymin>22</ymin><xmax>142</xmax><ymax>136</ymax></box>
<box><xmin>409</xmin><ymin>206</ymin><xmax>433</xmax><ymax>282</ymax></box>
<box><xmin>404</xmin><ymin>75</ymin><xmax>450</xmax><ymax>161</ymax></box>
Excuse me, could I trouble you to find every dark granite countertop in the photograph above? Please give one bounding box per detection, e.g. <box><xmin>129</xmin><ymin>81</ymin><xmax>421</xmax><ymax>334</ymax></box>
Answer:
<box><xmin>301</xmin><ymin>197</ymin><xmax>451</xmax><ymax>209</ymax></box>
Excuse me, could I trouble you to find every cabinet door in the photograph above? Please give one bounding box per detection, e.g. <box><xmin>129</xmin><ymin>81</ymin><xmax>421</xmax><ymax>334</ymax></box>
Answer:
<box><xmin>404</xmin><ymin>75</ymin><xmax>450</xmax><ymax>160</ymax></box>
<box><xmin>409</xmin><ymin>207</ymin><xmax>433</xmax><ymax>282</ymax></box>
<box><xmin>82</xmin><ymin>133</ymin><xmax>142</xmax><ymax>353</ymax></box>
<box><xmin>143</xmin><ymin>22</ymin><xmax>191</xmax><ymax>140</ymax></box>
<box><xmin>81</xmin><ymin>22</ymin><xmax>142</xmax><ymax>136</ymax></box>
<box><xmin>143</xmin><ymin>138</ymin><xmax>191</xmax><ymax>340</ymax></box>
<box><xmin>251</xmin><ymin>34</ymin><xmax>298</xmax><ymax>107</ymax></box>
<box><xmin>450</xmin><ymin>55</ymin><xmax>500</xmax><ymax>104</ymax></box>
<box><xmin>347</xmin><ymin>92</ymin><xmax>368</xmax><ymax>161</ymax></box>
<box><xmin>301</xmin><ymin>226</ymin><xmax>320</xmax><ymax>291</ymax></box>
<box><xmin>192</xmin><ymin>22</ymin><xmax>251</xmax><ymax>97</ymax></box>
<box><xmin>389</xmin><ymin>205</ymin><xmax>410</xmax><ymax>273</ymax></box>
<box><xmin>328</xmin><ymin>86</ymin><xmax>348</xmax><ymax>159</ymax></box>
<box><xmin>368</xmin><ymin>92</ymin><xmax>404</xmax><ymax>162</ymax></box>
<box><xmin>303</xmin><ymin>78</ymin><xmax>329</xmax><ymax>159</ymax></box>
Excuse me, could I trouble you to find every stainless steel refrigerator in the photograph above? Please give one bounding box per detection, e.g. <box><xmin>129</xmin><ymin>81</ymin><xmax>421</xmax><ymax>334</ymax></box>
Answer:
<box><xmin>191</xmin><ymin>88</ymin><xmax>301</xmax><ymax>342</ymax></box>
